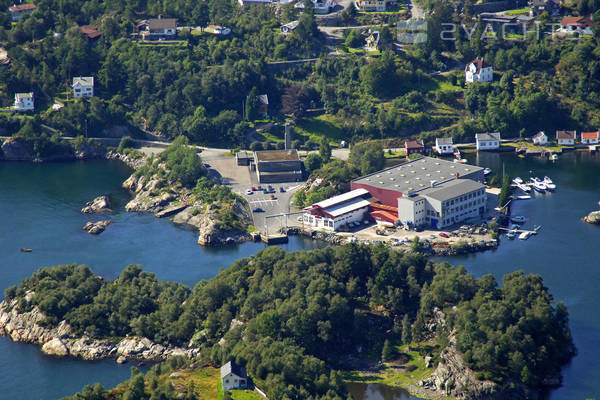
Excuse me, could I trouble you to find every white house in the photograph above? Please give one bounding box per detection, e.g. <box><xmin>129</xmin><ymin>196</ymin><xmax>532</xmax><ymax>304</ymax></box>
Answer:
<box><xmin>14</xmin><ymin>92</ymin><xmax>34</xmax><ymax>111</ymax></box>
<box><xmin>531</xmin><ymin>131</ymin><xmax>548</xmax><ymax>145</ymax></box>
<box><xmin>302</xmin><ymin>189</ymin><xmax>371</xmax><ymax>231</ymax></box>
<box><xmin>9</xmin><ymin>3</ymin><xmax>36</xmax><ymax>22</ymax></box>
<box><xmin>355</xmin><ymin>0</ymin><xmax>389</xmax><ymax>12</ymax></box>
<box><xmin>475</xmin><ymin>132</ymin><xmax>500</xmax><ymax>150</ymax></box>
<box><xmin>281</xmin><ymin>21</ymin><xmax>299</xmax><ymax>33</ymax></box>
<box><xmin>435</xmin><ymin>137</ymin><xmax>454</xmax><ymax>154</ymax></box>
<box><xmin>72</xmin><ymin>77</ymin><xmax>94</xmax><ymax>98</ymax></box>
<box><xmin>294</xmin><ymin>0</ymin><xmax>334</xmax><ymax>14</ymax></box>
<box><xmin>560</xmin><ymin>16</ymin><xmax>593</xmax><ymax>35</ymax></box>
<box><xmin>138</xmin><ymin>18</ymin><xmax>177</xmax><ymax>39</ymax></box>
<box><xmin>221</xmin><ymin>361</ymin><xmax>248</xmax><ymax>391</ymax></box>
<box><xmin>581</xmin><ymin>131</ymin><xmax>599</xmax><ymax>144</ymax></box>
<box><xmin>465</xmin><ymin>58</ymin><xmax>493</xmax><ymax>83</ymax></box>
<box><xmin>556</xmin><ymin>130</ymin><xmax>576</xmax><ymax>145</ymax></box>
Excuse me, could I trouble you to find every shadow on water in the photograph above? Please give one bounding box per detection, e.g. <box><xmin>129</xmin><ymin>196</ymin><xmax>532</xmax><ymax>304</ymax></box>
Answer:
<box><xmin>346</xmin><ymin>382</ymin><xmax>416</xmax><ymax>400</ymax></box>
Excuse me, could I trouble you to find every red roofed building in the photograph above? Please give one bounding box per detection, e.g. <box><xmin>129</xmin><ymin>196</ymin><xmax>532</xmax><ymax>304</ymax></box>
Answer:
<box><xmin>405</xmin><ymin>140</ymin><xmax>426</xmax><ymax>156</ymax></box>
<box><xmin>581</xmin><ymin>130</ymin><xmax>599</xmax><ymax>144</ymax></box>
<box><xmin>561</xmin><ymin>16</ymin><xmax>593</xmax><ymax>34</ymax></box>
<box><xmin>9</xmin><ymin>3</ymin><xmax>37</xmax><ymax>21</ymax></box>
<box><xmin>80</xmin><ymin>25</ymin><xmax>103</xmax><ymax>40</ymax></box>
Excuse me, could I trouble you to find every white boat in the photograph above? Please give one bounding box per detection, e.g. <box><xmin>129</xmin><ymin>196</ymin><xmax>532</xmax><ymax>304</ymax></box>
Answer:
<box><xmin>506</xmin><ymin>230</ymin><xmax>517</xmax><ymax>239</ymax></box>
<box><xmin>543</xmin><ymin>176</ymin><xmax>556</xmax><ymax>191</ymax></box>
<box><xmin>511</xmin><ymin>216</ymin><xmax>527</xmax><ymax>224</ymax></box>
<box><xmin>530</xmin><ymin>178</ymin><xmax>546</xmax><ymax>192</ymax></box>
<box><xmin>518</xmin><ymin>231</ymin><xmax>532</xmax><ymax>240</ymax></box>
<box><xmin>513</xmin><ymin>177</ymin><xmax>523</xmax><ymax>184</ymax></box>
<box><xmin>515</xmin><ymin>195</ymin><xmax>532</xmax><ymax>200</ymax></box>
<box><xmin>484</xmin><ymin>168</ymin><xmax>492</xmax><ymax>176</ymax></box>
<box><xmin>516</xmin><ymin>183</ymin><xmax>531</xmax><ymax>193</ymax></box>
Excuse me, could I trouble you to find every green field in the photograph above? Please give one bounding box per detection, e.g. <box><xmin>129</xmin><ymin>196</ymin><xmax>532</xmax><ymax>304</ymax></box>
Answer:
<box><xmin>295</xmin><ymin>114</ymin><xmax>346</xmax><ymax>144</ymax></box>
<box><xmin>504</xmin><ymin>7</ymin><xmax>532</xmax><ymax>14</ymax></box>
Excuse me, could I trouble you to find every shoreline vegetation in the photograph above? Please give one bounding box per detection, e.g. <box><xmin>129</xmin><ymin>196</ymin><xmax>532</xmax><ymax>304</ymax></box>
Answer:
<box><xmin>1</xmin><ymin>245</ymin><xmax>575</xmax><ymax>400</ymax></box>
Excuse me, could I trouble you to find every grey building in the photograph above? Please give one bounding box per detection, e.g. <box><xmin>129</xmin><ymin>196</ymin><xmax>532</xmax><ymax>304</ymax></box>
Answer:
<box><xmin>236</xmin><ymin>150</ymin><xmax>252</xmax><ymax>166</ymax></box>
<box><xmin>253</xmin><ymin>149</ymin><xmax>303</xmax><ymax>183</ymax></box>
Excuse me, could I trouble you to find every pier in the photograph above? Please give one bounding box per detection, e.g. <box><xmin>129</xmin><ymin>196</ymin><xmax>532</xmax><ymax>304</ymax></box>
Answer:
<box><xmin>498</xmin><ymin>225</ymin><xmax>542</xmax><ymax>235</ymax></box>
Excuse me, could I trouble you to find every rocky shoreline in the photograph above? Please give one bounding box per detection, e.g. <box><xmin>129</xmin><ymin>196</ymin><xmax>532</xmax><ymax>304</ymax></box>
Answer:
<box><xmin>0</xmin><ymin>298</ymin><xmax>199</xmax><ymax>363</ymax></box>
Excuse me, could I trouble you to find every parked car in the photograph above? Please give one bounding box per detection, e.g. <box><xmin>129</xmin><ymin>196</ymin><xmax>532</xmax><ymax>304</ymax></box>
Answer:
<box><xmin>268</xmin><ymin>185</ymin><xmax>274</xmax><ymax>192</ymax></box>
<box><xmin>270</xmin><ymin>194</ymin><xmax>276</xmax><ymax>200</ymax></box>
<box><xmin>439</xmin><ymin>232</ymin><xmax>450</xmax><ymax>238</ymax></box>
<box><xmin>257</xmin><ymin>186</ymin><xmax>263</xmax><ymax>191</ymax></box>
<box><xmin>204</xmin><ymin>163</ymin><xmax>210</xmax><ymax>168</ymax></box>
<box><xmin>279</xmin><ymin>187</ymin><xmax>286</xmax><ymax>192</ymax></box>
<box><xmin>245</xmin><ymin>189</ymin><xmax>252</xmax><ymax>195</ymax></box>
<box><xmin>363</xmin><ymin>220</ymin><xmax>369</xmax><ymax>225</ymax></box>
<box><xmin>251</xmin><ymin>186</ymin><xmax>257</xmax><ymax>191</ymax></box>
<box><xmin>252</xmin><ymin>207</ymin><xmax>264</xmax><ymax>213</ymax></box>
<box><xmin>429</xmin><ymin>234</ymin><xmax>437</xmax><ymax>240</ymax></box>
<box><xmin>297</xmin><ymin>216</ymin><xmax>303</xmax><ymax>222</ymax></box>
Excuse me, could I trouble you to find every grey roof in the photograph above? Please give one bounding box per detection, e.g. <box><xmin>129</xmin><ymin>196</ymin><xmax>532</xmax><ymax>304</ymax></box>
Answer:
<box><xmin>422</xmin><ymin>179</ymin><xmax>485</xmax><ymax>202</ymax></box>
<box><xmin>352</xmin><ymin>156</ymin><xmax>483</xmax><ymax>194</ymax></box>
<box><xmin>15</xmin><ymin>92</ymin><xmax>33</xmax><ymax>99</ymax></box>
<box><xmin>258</xmin><ymin>94</ymin><xmax>269</xmax><ymax>105</ymax></box>
<box><xmin>73</xmin><ymin>76</ymin><xmax>93</xmax><ymax>86</ymax></box>
<box><xmin>147</xmin><ymin>18</ymin><xmax>177</xmax><ymax>30</ymax></box>
<box><xmin>221</xmin><ymin>361</ymin><xmax>247</xmax><ymax>379</ymax></box>
<box><xmin>475</xmin><ymin>132</ymin><xmax>500</xmax><ymax>141</ymax></box>
<box><xmin>436</xmin><ymin>137</ymin><xmax>453</xmax><ymax>145</ymax></box>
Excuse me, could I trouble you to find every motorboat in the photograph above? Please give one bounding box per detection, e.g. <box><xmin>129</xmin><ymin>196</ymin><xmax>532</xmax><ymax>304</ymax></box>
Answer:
<box><xmin>20</xmin><ymin>248</ymin><xmax>32</xmax><ymax>252</ymax></box>
<box><xmin>530</xmin><ymin>178</ymin><xmax>546</xmax><ymax>192</ymax></box>
<box><xmin>513</xmin><ymin>177</ymin><xmax>523</xmax><ymax>184</ymax></box>
<box><xmin>484</xmin><ymin>168</ymin><xmax>492</xmax><ymax>176</ymax></box>
<box><xmin>506</xmin><ymin>230</ymin><xmax>517</xmax><ymax>239</ymax></box>
<box><xmin>543</xmin><ymin>176</ymin><xmax>556</xmax><ymax>191</ymax></box>
<box><xmin>511</xmin><ymin>216</ymin><xmax>527</xmax><ymax>224</ymax></box>
<box><xmin>518</xmin><ymin>231</ymin><xmax>532</xmax><ymax>240</ymax></box>
<box><xmin>516</xmin><ymin>183</ymin><xmax>531</xmax><ymax>193</ymax></box>
<box><xmin>513</xmin><ymin>195</ymin><xmax>532</xmax><ymax>200</ymax></box>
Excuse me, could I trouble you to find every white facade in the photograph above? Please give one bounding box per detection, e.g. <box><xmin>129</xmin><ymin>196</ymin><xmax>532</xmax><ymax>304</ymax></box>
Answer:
<box><xmin>582</xmin><ymin>132</ymin><xmax>600</xmax><ymax>144</ymax></box>
<box><xmin>435</xmin><ymin>137</ymin><xmax>454</xmax><ymax>154</ymax></box>
<box><xmin>14</xmin><ymin>92</ymin><xmax>34</xmax><ymax>111</ymax></box>
<box><xmin>222</xmin><ymin>372</ymin><xmax>247</xmax><ymax>391</ymax></box>
<box><xmin>532</xmin><ymin>131</ymin><xmax>548</xmax><ymax>145</ymax></box>
<box><xmin>475</xmin><ymin>133</ymin><xmax>501</xmax><ymax>150</ymax></box>
<box><xmin>396</xmin><ymin>180</ymin><xmax>487</xmax><ymax>229</ymax></box>
<box><xmin>294</xmin><ymin>0</ymin><xmax>334</xmax><ymax>14</ymax></box>
<box><xmin>302</xmin><ymin>189</ymin><xmax>370</xmax><ymax>231</ymax></box>
<box><xmin>465</xmin><ymin>60</ymin><xmax>493</xmax><ymax>83</ymax></box>
<box><xmin>356</xmin><ymin>0</ymin><xmax>388</xmax><ymax>12</ymax></box>
<box><xmin>72</xmin><ymin>77</ymin><xmax>94</xmax><ymax>98</ymax></box>
<box><xmin>556</xmin><ymin>131</ymin><xmax>576</xmax><ymax>145</ymax></box>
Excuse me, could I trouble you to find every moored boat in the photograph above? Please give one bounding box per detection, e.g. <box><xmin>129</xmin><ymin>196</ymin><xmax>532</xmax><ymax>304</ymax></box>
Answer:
<box><xmin>530</xmin><ymin>178</ymin><xmax>546</xmax><ymax>192</ymax></box>
<box><xmin>513</xmin><ymin>177</ymin><xmax>523</xmax><ymax>184</ymax></box>
<box><xmin>519</xmin><ymin>231</ymin><xmax>532</xmax><ymax>240</ymax></box>
<box><xmin>506</xmin><ymin>230</ymin><xmax>517</xmax><ymax>239</ymax></box>
<box><xmin>511</xmin><ymin>216</ymin><xmax>527</xmax><ymax>224</ymax></box>
<box><xmin>484</xmin><ymin>168</ymin><xmax>492</xmax><ymax>176</ymax></box>
<box><xmin>543</xmin><ymin>176</ymin><xmax>556</xmax><ymax>191</ymax></box>
<box><xmin>20</xmin><ymin>248</ymin><xmax>32</xmax><ymax>252</ymax></box>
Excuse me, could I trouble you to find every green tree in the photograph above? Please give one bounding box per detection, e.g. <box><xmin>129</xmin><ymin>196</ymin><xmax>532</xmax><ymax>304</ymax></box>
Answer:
<box><xmin>401</xmin><ymin>314</ymin><xmax>412</xmax><ymax>344</ymax></box>
<box><xmin>382</xmin><ymin>339</ymin><xmax>394</xmax><ymax>362</ymax></box>
<box><xmin>245</xmin><ymin>87</ymin><xmax>260</xmax><ymax>122</ymax></box>
<box><xmin>319</xmin><ymin>137</ymin><xmax>331</xmax><ymax>163</ymax></box>
<box><xmin>305</xmin><ymin>153</ymin><xmax>323</xmax><ymax>173</ymax></box>
<box><xmin>193</xmin><ymin>1</ymin><xmax>210</xmax><ymax>31</ymax></box>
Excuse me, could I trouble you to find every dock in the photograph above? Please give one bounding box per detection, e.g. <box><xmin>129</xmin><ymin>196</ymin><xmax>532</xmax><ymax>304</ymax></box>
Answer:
<box><xmin>498</xmin><ymin>225</ymin><xmax>541</xmax><ymax>235</ymax></box>
<box><xmin>261</xmin><ymin>234</ymin><xmax>288</xmax><ymax>244</ymax></box>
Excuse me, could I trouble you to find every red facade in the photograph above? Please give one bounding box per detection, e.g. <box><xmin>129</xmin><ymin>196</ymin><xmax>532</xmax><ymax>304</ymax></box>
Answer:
<box><xmin>350</xmin><ymin>182</ymin><xmax>402</xmax><ymax>207</ymax></box>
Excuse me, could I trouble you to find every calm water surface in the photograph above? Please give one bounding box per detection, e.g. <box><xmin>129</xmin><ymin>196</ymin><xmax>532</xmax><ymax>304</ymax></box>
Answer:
<box><xmin>2</xmin><ymin>153</ymin><xmax>600</xmax><ymax>399</ymax></box>
<box><xmin>0</xmin><ymin>160</ymin><xmax>324</xmax><ymax>400</ymax></box>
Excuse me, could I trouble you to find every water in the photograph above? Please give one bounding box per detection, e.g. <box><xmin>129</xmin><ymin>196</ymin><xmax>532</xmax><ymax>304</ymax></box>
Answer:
<box><xmin>2</xmin><ymin>154</ymin><xmax>600</xmax><ymax>399</ymax></box>
<box><xmin>0</xmin><ymin>160</ymin><xmax>324</xmax><ymax>400</ymax></box>
<box><xmin>433</xmin><ymin>151</ymin><xmax>600</xmax><ymax>400</ymax></box>
<box><xmin>346</xmin><ymin>382</ymin><xmax>413</xmax><ymax>400</ymax></box>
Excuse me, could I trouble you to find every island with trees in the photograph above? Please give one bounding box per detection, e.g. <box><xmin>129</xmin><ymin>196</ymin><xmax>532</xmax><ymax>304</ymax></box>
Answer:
<box><xmin>1</xmin><ymin>244</ymin><xmax>575</xmax><ymax>399</ymax></box>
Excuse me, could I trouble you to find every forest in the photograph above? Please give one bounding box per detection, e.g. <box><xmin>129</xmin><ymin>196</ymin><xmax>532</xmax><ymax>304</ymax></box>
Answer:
<box><xmin>6</xmin><ymin>244</ymin><xmax>575</xmax><ymax>399</ymax></box>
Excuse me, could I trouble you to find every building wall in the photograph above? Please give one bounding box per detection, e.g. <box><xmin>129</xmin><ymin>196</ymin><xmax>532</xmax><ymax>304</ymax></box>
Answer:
<box><xmin>258</xmin><ymin>171</ymin><xmax>302</xmax><ymax>183</ymax></box>
<box><xmin>257</xmin><ymin>160</ymin><xmax>303</xmax><ymax>172</ymax></box>
<box><xmin>222</xmin><ymin>373</ymin><xmax>246</xmax><ymax>391</ymax></box>
<box><xmin>476</xmin><ymin>139</ymin><xmax>499</xmax><ymax>150</ymax></box>
<box><xmin>350</xmin><ymin>182</ymin><xmax>402</xmax><ymax>206</ymax></box>
<box><xmin>303</xmin><ymin>206</ymin><xmax>368</xmax><ymax>231</ymax></box>
<box><xmin>558</xmin><ymin>138</ymin><xmax>574</xmax><ymax>145</ymax></box>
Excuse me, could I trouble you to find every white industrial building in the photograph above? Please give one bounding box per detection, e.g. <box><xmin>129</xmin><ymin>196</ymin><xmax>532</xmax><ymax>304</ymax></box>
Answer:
<box><xmin>302</xmin><ymin>189</ymin><xmax>371</xmax><ymax>231</ymax></box>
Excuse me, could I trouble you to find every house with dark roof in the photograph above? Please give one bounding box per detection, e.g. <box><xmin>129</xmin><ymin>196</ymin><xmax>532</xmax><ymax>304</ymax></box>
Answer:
<box><xmin>435</xmin><ymin>137</ymin><xmax>454</xmax><ymax>155</ymax></box>
<box><xmin>80</xmin><ymin>25</ymin><xmax>103</xmax><ymax>40</ymax></box>
<box><xmin>556</xmin><ymin>130</ymin><xmax>576</xmax><ymax>145</ymax></box>
<box><xmin>529</xmin><ymin>0</ymin><xmax>560</xmax><ymax>16</ymax></box>
<box><xmin>9</xmin><ymin>3</ymin><xmax>36</xmax><ymax>22</ymax></box>
<box><xmin>532</xmin><ymin>131</ymin><xmax>548</xmax><ymax>145</ymax></box>
<box><xmin>465</xmin><ymin>57</ymin><xmax>493</xmax><ymax>83</ymax></box>
<box><xmin>581</xmin><ymin>130</ymin><xmax>599</xmax><ymax>144</ymax></box>
<box><xmin>221</xmin><ymin>361</ymin><xmax>248</xmax><ymax>391</ymax></box>
<box><xmin>475</xmin><ymin>132</ymin><xmax>500</xmax><ymax>150</ymax></box>
<box><xmin>138</xmin><ymin>18</ymin><xmax>177</xmax><ymax>39</ymax></box>
<box><xmin>253</xmin><ymin>149</ymin><xmax>303</xmax><ymax>183</ymax></box>
<box><xmin>405</xmin><ymin>140</ymin><xmax>425</xmax><ymax>156</ymax></box>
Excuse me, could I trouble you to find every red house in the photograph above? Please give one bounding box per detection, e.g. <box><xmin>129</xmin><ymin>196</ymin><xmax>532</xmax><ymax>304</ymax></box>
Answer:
<box><xmin>405</xmin><ymin>140</ymin><xmax>426</xmax><ymax>156</ymax></box>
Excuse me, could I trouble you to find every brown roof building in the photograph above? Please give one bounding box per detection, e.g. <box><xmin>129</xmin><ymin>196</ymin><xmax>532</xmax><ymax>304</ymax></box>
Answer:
<box><xmin>9</xmin><ymin>3</ymin><xmax>37</xmax><ymax>21</ymax></box>
<box><xmin>80</xmin><ymin>25</ymin><xmax>103</xmax><ymax>40</ymax></box>
<box><xmin>405</xmin><ymin>140</ymin><xmax>426</xmax><ymax>155</ymax></box>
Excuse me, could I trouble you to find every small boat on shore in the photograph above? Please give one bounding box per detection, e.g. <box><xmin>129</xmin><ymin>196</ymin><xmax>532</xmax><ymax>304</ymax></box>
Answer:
<box><xmin>20</xmin><ymin>248</ymin><xmax>32</xmax><ymax>252</ymax></box>
<box><xmin>543</xmin><ymin>176</ymin><xmax>556</xmax><ymax>191</ymax></box>
<box><xmin>506</xmin><ymin>230</ymin><xmax>517</xmax><ymax>239</ymax></box>
<box><xmin>519</xmin><ymin>231</ymin><xmax>532</xmax><ymax>240</ymax></box>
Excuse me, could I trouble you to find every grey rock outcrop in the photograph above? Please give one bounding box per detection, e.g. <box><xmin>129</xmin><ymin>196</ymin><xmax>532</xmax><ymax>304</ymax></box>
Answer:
<box><xmin>0</xmin><ymin>298</ymin><xmax>200</xmax><ymax>362</ymax></box>
<box><xmin>81</xmin><ymin>196</ymin><xmax>111</xmax><ymax>213</ymax></box>
<box><xmin>583</xmin><ymin>210</ymin><xmax>600</xmax><ymax>225</ymax></box>
<box><xmin>83</xmin><ymin>220</ymin><xmax>111</xmax><ymax>234</ymax></box>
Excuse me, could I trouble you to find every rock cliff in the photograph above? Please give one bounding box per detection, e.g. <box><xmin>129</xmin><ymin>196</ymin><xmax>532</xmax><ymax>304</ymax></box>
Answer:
<box><xmin>81</xmin><ymin>195</ymin><xmax>112</xmax><ymax>213</ymax></box>
<box><xmin>0</xmin><ymin>298</ymin><xmax>199</xmax><ymax>362</ymax></box>
<box><xmin>83</xmin><ymin>220</ymin><xmax>111</xmax><ymax>234</ymax></box>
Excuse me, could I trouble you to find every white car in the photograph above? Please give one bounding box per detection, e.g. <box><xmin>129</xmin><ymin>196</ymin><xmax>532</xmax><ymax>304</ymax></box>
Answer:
<box><xmin>245</xmin><ymin>189</ymin><xmax>252</xmax><ymax>195</ymax></box>
<box><xmin>297</xmin><ymin>216</ymin><xmax>303</xmax><ymax>222</ymax></box>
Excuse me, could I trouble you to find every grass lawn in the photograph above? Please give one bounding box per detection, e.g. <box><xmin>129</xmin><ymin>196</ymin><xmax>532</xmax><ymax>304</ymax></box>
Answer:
<box><xmin>230</xmin><ymin>389</ymin><xmax>264</xmax><ymax>400</ymax></box>
<box><xmin>504</xmin><ymin>7</ymin><xmax>532</xmax><ymax>14</ymax></box>
<box><xmin>163</xmin><ymin>366</ymin><xmax>222</xmax><ymax>399</ymax></box>
<box><xmin>295</xmin><ymin>114</ymin><xmax>346</xmax><ymax>144</ymax></box>
<box><xmin>348</xmin><ymin>47</ymin><xmax>365</xmax><ymax>54</ymax></box>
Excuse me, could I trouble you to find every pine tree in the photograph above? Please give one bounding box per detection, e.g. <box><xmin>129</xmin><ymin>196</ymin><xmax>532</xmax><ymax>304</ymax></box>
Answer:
<box><xmin>402</xmin><ymin>314</ymin><xmax>412</xmax><ymax>344</ymax></box>
<box><xmin>382</xmin><ymin>339</ymin><xmax>394</xmax><ymax>362</ymax></box>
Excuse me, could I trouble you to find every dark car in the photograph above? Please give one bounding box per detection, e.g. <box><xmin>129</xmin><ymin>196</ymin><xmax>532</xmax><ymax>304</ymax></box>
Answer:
<box><xmin>252</xmin><ymin>207</ymin><xmax>264</xmax><ymax>213</ymax></box>
<box><xmin>257</xmin><ymin>186</ymin><xmax>263</xmax><ymax>191</ymax></box>
<box><xmin>415</xmin><ymin>226</ymin><xmax>424</xmax><ymax>232</ymax></box>
<box><xmin>279</xmin><ymin>187</ymin><xmax>286</xmax><ymax>193</ymax></box>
